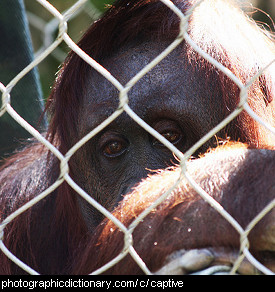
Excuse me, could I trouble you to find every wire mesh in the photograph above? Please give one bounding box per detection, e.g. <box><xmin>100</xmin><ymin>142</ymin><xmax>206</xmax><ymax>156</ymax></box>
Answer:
<box><xmin>0</xmin><ymin>0</ymin><xmax>274</xmax><ymax>275</ymax></box>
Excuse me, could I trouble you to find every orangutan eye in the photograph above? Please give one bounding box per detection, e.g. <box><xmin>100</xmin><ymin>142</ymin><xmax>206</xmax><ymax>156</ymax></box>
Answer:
<box><xmin>161</xmin><ymin>131</ymin><xmax>182</xmax><ymax>144</ymax></box>
<box><xmin>103</xmin><ymin>140</ymin><xmax>127</xmax><ymax>157</ymax></box>
<box><xmin>152</xmin><ymin>119</ymin><xmax>183</xmax><ymax>147</ymax></box>
<box><xmin>99</xmin><ymin>132</ymin><xmax>129</xmax><ymax>158</ymax></box>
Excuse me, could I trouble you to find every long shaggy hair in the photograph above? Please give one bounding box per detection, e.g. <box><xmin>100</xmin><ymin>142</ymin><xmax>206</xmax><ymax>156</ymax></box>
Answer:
<box><xmin>0</xmin><ymin>0</ymin><xmax>274</xmax><ymax>274</ymax></box>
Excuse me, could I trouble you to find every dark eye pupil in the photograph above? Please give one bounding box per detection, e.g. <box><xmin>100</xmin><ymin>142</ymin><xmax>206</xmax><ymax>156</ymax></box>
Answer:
<box><xmin>162</xmin><ymin>132</ymin><xmax>179</xmax><ymax>143</ymax></box>
<box><xmin>152</xmin><ymin>131</ymin><xmax>182</xmax><ymax>148</ymax></box>
<box><xmin>104</xmin><ymin>141</ymin><xmax>124</xmax><ymax>156</ymax></box>
<box><xmin>107</xmin><ymin>142</ymin><xmax>121</xmax><ymax>153</ymax></box>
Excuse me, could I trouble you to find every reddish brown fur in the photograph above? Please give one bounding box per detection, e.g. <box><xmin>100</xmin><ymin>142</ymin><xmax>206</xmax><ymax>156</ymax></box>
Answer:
<box><xmin>0</xmin><ymin>144</ymin><xmax>87</xmax><ymax>274</ymax></box>
<box><xmin>0</xmin><ymin>0</ymin><xmax>274</xmax><ymax>274</ymax></box>
<box><xmin>47</xmin><ymin>0</ymin><xmax>275</xmax><ymax>151</ymax></box>
<box><xmin>73</xmin><ymin>144</ymin><xmax>275</xmax><ymax>274</ymax></box>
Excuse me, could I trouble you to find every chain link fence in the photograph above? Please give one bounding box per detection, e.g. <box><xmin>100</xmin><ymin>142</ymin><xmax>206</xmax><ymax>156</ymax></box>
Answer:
<box><xmin>0</xmin><ymin>0</ymin><xmax>274</xmax><ymax>275</ymax></box>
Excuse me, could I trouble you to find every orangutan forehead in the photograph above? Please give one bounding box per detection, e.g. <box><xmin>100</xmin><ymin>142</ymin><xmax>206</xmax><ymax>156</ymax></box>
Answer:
<box><xmin>101</xmin><ymin>40</ymin><xmax>184</xmax><ymax>81</ymax></box>
<box><xmin>84</xmin><ymin>40</ymin><xmax>186</xmax><ymax>104</ymax></box>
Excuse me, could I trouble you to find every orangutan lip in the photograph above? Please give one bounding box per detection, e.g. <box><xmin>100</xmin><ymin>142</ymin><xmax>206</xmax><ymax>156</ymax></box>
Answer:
<box><xmin>209</xmin><ymin>248</ymin><xmax>275</xmax><ymax>275</ymax></box>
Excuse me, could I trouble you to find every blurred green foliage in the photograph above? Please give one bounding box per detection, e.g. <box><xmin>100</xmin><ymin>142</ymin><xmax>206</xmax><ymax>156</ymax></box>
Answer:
<box><xmin>90</xmin><ymin>0</ymin><xmax>115</xmax><ymax>12</ymax></box>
